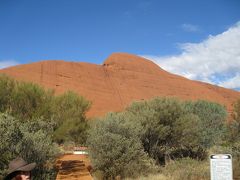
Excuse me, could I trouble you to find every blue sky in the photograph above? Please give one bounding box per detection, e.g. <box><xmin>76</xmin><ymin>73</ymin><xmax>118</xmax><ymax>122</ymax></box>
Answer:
<box><xmin>0</xmin><ymin>0</ymin><xmax>240</xmax><ymax>89</ymax></box>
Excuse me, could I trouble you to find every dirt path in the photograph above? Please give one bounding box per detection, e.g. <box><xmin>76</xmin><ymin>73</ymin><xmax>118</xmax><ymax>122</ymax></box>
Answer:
<box><xmin>56</xmin><ymin>154</ymin><xmax>93</xmax><ymax>180</ymax></box>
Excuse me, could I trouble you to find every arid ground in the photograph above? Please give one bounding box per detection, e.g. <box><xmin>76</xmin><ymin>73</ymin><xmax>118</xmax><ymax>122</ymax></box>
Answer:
<box><xmin>56</xmin><ymin>154</ymin><xmax>92</xmax><ymax>180</ymax></box>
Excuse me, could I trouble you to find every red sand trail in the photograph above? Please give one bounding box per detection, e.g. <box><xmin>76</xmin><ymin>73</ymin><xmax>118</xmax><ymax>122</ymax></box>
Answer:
<box><xmin>56</xmin><ymin>154</ymin><xmax>93</xmax><ymax>180</ymax></box>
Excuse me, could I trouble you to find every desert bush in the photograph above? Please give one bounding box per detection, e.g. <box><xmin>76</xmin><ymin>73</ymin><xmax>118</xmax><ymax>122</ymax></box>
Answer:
<box><xmin>11</xmin><ymin>81</ymin><xmax>54</xmax><ymax>120</ymax></box>
<box><xmin>0</xmin><ymin>113</ymin><xmax>60</xmax><ymax>180</ymax></box>
<box><xmin>126</xmin><ymin>98</ymin><xmax>186</xmax><ymax>163</ymax></box>
<box><xmin>87</xmin><ymin>97</ymin><xmax>227</xmax><ymax>178</ymax></box>
<box><xmin>0</xmin><ymin>75</ymin><xmax>55</xmax><ymax>120</ymax></box>
<box><xmin>87</xmin><ymin>112</ymin><xmax>156</xmax><ymax>179</ymax></box>
<box><xmin>215</xmin><ymin>99</ymin><xmax>240</xmax><ymax>179</ymax></box>
<box><xmin>52</xmin><ymin>91</ymin><xmax>91</xmax><ymax>144</ymax></box>
<box><xmin>184</xmin><ymin>100</ymin><xmax>227</xmax><ymax>149</ymax></box>
<box><xmin>232</xmin><ymin>99</ymin><xmax>240</xmax><ymax>122</ymax></box>
<box><xmin>0</xmin><ymin>75</ymin><xmax>91</xmax><ymax>145</ymax></box>
<box><xmin>0</xmin><ymin>75</ymin><xmax>15</xmax><ymax>113</ymax></box>
<box><xmin>226</xmin><ymin>99</ymin><xmax>240</xmax><ymax>143</ymax></box>
<box><xmin>126</xmin><ymin>98</ymin><xmax>211</xmax><ymax>163</ymax></box>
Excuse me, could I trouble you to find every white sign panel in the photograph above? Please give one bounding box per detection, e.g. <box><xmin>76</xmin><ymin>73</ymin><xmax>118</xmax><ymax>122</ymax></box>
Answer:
<box><xmin>210</xmin><ymin>154</ymin><xmax>233</xmax><ymax>180</ymax></box>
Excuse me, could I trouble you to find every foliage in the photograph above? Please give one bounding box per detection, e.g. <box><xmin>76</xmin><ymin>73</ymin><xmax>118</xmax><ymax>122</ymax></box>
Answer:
<box><xmin>0</xmin><ymin>75</ymin><xmax>54</xmax><ymax>120</ymax></box>
<box><xmin>87</xmin><ymin>112</ymin><xmax>155</xmax><ymax>179</ymax></box>
<box><xmin>0</xmin><ymin>113</ymin><xmax>59</xmax><ymax>180</ymax></box>
<box><xmin>184</xmin><ymin>100</ymin><xmax>227</xmax><ymax>149</ymax></box>
<box><xmin>216</xmin><ymin>99</ymin><xmax>240</xmax><ymax>179</ymax></box>
<box><xmin>0</xmin><ymin>75</ymin><xmax>15</xmax><ymax>113</ymax></box>
<box><xmin>233</xmin><ymin>99</ymin><xmax>240</xmax><ymax>122</ymax></box>
<box><xmin>52</xmin><ymin>91</ymin><xmax>91</xmax><ymax>144</ymax></box>
<box><xmin>226</xmin><ymin>99</ymin><xmax>240</xmax><ymax>143</ymax></box>
<box><xmin>11</xmin><ymin>81</ymin><xmax>54</xmax><ymax>120</ymax></box>
<box><xmin>0</xmin><ymin>75</ymin><xmax>91</xmax><ymax>145</ymax></box>
<box><xmin>126</xmin><ymin>98</ymin><xmax>211</xmax><ymax>163</ymax></box>
<box><xmin>87</xmin><ymin>97</ymin><xmax>228</xmax><ymax>178</ymax></box>
<box><xmin>0</xmin><ymin>75</ymin><xmax>92</xmax><ymax>178</ymax></box>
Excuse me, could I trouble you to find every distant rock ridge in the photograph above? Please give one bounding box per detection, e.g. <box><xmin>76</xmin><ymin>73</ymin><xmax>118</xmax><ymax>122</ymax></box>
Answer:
<box><xmin>0</xmin><ymin>53</ymin><xmax>239</xmax><ymax>118</ymax></box>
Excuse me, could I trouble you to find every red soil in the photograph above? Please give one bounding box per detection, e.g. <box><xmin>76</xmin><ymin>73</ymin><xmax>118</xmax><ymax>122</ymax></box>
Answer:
<box><xmin>0</xmin><ymin>53</ymin><xmax>239</xmax><ymax>117</ymax></box>
<box><xmin>56</xmin><ymin>154</ymin><xmax>92</xmax><ymax>180</ymax></box>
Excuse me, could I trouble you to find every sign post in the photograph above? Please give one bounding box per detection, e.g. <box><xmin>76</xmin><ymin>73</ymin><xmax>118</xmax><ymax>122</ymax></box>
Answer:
<box><xmin>210</xmin><ymin>154</ymin><xmax>233</xmax><ymax>180</ymax></box>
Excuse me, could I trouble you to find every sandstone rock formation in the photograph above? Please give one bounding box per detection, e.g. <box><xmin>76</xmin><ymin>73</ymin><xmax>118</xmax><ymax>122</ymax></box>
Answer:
<box><xmin>0</xmin><ymin>53</ymin><xmax>239</xmax><ymax>117</ymax></box>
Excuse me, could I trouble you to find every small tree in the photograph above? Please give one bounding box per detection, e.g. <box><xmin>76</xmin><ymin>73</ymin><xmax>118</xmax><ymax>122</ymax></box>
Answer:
<box><xmin>127</xmin><ymin>98</ymin><xmax>195</xmax><ymax>162</ymax></box>
<box><xmin>87</xmin><ymin>113</ymin><xmax>155</xmax><ymax>179</ymax></box>
<box><xmin>52</xmin><ymin>91</ymin><xmax>91</xmax><ymax>144</ymax></box>
<box><xmin>11</xmin><ymin>81</ymin><xmax>54</xmax><ymax>120</ymax></box>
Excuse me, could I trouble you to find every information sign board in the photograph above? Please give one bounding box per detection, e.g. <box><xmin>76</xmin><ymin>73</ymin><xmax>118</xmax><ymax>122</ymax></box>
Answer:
<box><xmin>210</xmin><ymin>154</ymin><xmax>233</xmax><ymax>180</ymax></box>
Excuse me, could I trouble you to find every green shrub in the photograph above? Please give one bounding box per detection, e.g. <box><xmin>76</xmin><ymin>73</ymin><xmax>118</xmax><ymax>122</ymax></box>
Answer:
<box><xmin>52</xmin><ymin>91</ymin><xmax>91</xmax><ymax>144</ymax></box>
<box><xmin>0</xmin><ymin>75</ymin><xmax>15</xmax><ymax>113</ymax></box>
<box><xmin>0</xmin><ymin>75</ymin><xmax>91</xmax><ymax>145</ymax></box>
<box><xmin>87</xmin><ymin>112</ymin><xmax>155</xmax><ymax>179</ymax></box>
<box><xmin>216</xmin><ymin>99</ymin><xmax>240</xmax><ymax>179</ymax></box>
<box><xmin>232</xmin><ymin>99</ymin><xmax>240</xmax><ymax>122</ymax></box>
<box><xmin>126</xmin><ymin>98</ymin><xmax>217</xmax><ymax>163</ymax></box>
<box><xmin>0</xmin><ymin>113</ymin><xmax>60</xmax><ymax>180</ymax></box>
<box><xmin>0</xmin><ymin>75</ymin><xmax>54</xmax><ymax>120</ymax></box>
<box><xmin>0</xmin><ymin>75</ymin><xmax>93</xmax><ymax>179</ymax></box>
<box><xmin>126</xmin><ymin>98</ymin><xmax>188</xmax><ymax>163</ymax></box>
<box><xmin>227</xmin><ymin>99</ymin><xmax>240</xmax><ymax>143</ymax></box>
<box><xmin>87</xmin><ymin>97</ymin><xmax>228</xmax><ymax>178</ymax></box>
<box><xmin>184</xmin><ymin>100</ymin><xmax>227</xmax><ymax>148</ymax></box>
